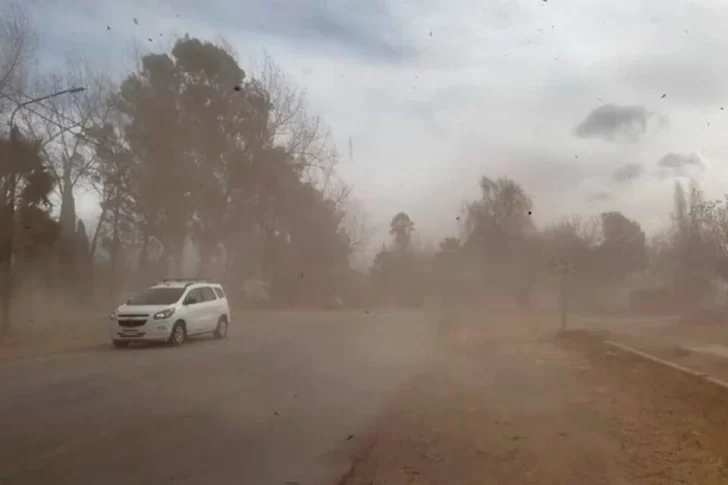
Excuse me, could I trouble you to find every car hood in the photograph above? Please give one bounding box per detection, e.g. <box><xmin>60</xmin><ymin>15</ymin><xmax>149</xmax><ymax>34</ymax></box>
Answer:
<box><xmin>115</xmin><ymin>304</ymin><xmax>173</xmax><ymax>317</ymax></box>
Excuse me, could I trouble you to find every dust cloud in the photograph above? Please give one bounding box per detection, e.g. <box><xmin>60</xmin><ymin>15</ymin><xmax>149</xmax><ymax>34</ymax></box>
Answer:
<box><xmin>2</xmin><ymin>2</ymin><xmax>728</xmax><ymax>354</ymax></box>
<box><xmin>6</xmin><ymin>4</ymin><xmax>728</xmax><ymax>485</ymax></box>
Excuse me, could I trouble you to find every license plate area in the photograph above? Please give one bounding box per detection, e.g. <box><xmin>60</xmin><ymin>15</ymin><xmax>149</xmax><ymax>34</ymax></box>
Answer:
<box><xmin>118</xmin><ymin>331</ymin><xmax>145</xmax><ymax>338</ymax></box>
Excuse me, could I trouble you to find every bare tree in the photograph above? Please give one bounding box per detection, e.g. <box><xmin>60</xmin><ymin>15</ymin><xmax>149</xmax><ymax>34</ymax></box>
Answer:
<box><xmin>0</xmin><ymin>1</ymin><xmax>34</xmax><ymax>114</ymax></box>
<box><xmin>342</xmin><ymin>200</ymin><xmax>372</xmax><ymax>256</ymax></box>
<box><xmin>254</xmin><ymin>52</ymin><xmax>339</xmax><ymax>183</ymax></box>
<box><xmin>18</xmin><ymin>59</ymin><xmax>112</xmax><ymax>233</ymax></box>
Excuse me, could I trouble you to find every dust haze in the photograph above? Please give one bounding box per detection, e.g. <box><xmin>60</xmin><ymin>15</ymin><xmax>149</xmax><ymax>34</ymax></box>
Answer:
<box><xmin>1</xmin><ymin>0</ymin><xmax>728</xmax><ymax>350</ymax></box>
<box><xmin>6</xmin><ymin>1</ymin><xmax>728</xmax><ymax>484</ymax></box>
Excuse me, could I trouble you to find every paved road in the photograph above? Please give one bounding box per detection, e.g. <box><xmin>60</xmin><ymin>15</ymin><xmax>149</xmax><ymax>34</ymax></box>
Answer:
<box><xmin>0</xmin><ymin>311</ymin><xmax>438</xmax><ymax>485</ymax></box>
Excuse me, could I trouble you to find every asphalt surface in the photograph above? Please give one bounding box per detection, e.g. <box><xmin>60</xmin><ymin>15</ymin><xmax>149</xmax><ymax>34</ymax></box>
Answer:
<box><xmin>0</xmin><ymin>310</ymin><xmax>438</xmax><ymax>485</ymax></box>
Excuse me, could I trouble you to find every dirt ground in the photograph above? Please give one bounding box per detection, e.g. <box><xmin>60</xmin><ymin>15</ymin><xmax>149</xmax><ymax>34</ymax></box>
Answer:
<box><xmin>0</xmin><ymin>314</ymin><xmax>107</xmax><ymax>364</ymax></box>
<box><xmin>584</xmin><ymin>315</ymin><xmax>728</xmax><ymax>382</ymax></box>
<box><xmin>342</xmin><ymin>317</ymin><xmax>728</xmax><ymax>485</ymax></box>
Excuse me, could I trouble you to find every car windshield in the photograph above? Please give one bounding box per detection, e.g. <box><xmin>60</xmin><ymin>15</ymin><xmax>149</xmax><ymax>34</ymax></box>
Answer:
<box><xmin>127</xmin><ymin>288</ymin><xmax>184</xmax><ymax>306</ymax></box>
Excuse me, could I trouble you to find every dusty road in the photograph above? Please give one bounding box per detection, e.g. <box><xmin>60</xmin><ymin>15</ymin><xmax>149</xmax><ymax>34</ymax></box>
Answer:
<box><xmin>344</xmin><ymin>326</ymin><xmax>633</xmax><ymax>485</ymax></box>
<box><xmin>344</xmin><ymin>322</ymin><xmax>728</xmax><ymax>485</ymax></box>
<box><xmin>0</xmin><ymin>311</ymin><xmax>438</xmax><ymax>485</ymax></box>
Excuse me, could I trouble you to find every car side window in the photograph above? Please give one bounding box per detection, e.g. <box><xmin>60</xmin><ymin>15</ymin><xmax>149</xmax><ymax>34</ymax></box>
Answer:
<box><xmin>184</xmin><ymin>288</ymin><xmax>204</xmax><ymax>305</ymax></box>
<box><xmin>213</xmin><ymin>287</ymin><xmax>224</xmax><ymax>299</ymax></box>
<box><xmin>201</xmin><ymin>287</ymin><xmax>217</xmax><ymax>302</ymax></box>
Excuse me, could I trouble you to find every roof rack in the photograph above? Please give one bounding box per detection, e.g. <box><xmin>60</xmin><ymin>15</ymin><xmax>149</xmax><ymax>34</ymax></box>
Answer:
<box><xmin>156</xmin><ymin>278</ymin><xmax>211</xmax><ymax>287</ymax></box>
<box><xmin>159</xmin><ymin>278</ymin><xmax>210</xmax><ymax>282</ymax></box>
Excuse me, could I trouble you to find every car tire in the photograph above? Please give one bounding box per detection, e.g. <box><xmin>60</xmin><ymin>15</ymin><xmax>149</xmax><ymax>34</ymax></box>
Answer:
<box><xmin>214</xmin><ymin>316</ymin><xmax>228</xmax><ymax>340</ymax></box>
<box><xmin>112</xmin><ymin>340</ymin><xmax>129</xmax><ymax>349</ymax></box>
<box><xmin>168</xmin><ymin>321</ymin><xmax>187</xmax><ymax>347</ymax></box>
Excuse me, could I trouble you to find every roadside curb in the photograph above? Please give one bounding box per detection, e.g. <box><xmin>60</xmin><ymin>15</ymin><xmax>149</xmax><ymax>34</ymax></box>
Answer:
<box><xmin>604</xmin><ymin>339</ymin><xmax>728</xmax><ymax>391</ymax></box>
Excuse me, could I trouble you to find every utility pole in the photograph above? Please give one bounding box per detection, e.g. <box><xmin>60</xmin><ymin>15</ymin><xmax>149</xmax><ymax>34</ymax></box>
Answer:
<box><xmin>0</xmin><ymin>124</ymin><xmax>20</xmax><ymax>339</ymax></box>
<box><xmin>559</xmin><ymin>269</ymin><xmax>567</xmax><ymax>331</ymax></box>
<box><xmin>0</xmin><ymin>86</ymin><xmax>86</xmax><ymax>339</ymax></box>
<box><xmin>548</xmin><ymin>259</ymin><xmax>577</xmax><ymax>333</ymax></box>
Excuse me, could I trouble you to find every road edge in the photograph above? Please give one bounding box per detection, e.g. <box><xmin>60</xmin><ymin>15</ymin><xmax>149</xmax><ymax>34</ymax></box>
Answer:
<box><xmin>604</xmin><ymin>339</ymin><xmax>728</xmax><ymax>391</ymax></box>
<box><xmin>0</xmin><ymin>342</ymin><xmax>108</xmax><ymax>368</ymax></box>
<box><xmin>335</xmin><ymin>324</ymin><xmax>454</xmax><ymax>485</ymax></box>
<box><xmin>336</xmin><ymin>432</ymin><xmax>380</xmax><ymax>485</ymax></box>
<box><xmin>559</xmin><ymin>329</ymin><xmax>728</xmax><ymax>392</ymax></box>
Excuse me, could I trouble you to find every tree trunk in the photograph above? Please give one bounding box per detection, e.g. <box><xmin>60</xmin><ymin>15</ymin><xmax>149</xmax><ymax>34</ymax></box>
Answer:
<box><xmin>166</xmin><ymin>245</ymin><xmax>184</xmax><ymax>277</ymax></box>
<box><xmin>109</xmin><ymin>204</ymin><xmax>121</xmax><ymax>306</ymax></box>
<box><xmin>0</xmin><ymin>171</ymin><xmax>18</xmax><ymax>340</ymax></box>
<box><xmin>197</xmin><ymin>235</ymin><xmax>214</xmax><ymax>278</ymax></box>
<box><xmin>89</xmin><ymin>203</ymin><xmax>108</xmax><ymax>258</ymax></box>
<box><xmin>139</xmin><ymin>230</ymin><xmax>150</xmax><ymax>283</ymax></box>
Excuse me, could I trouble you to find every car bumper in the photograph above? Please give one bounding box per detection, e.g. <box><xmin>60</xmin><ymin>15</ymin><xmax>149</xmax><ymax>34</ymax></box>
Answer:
<box><xmin>110</xmin><ymin>320</ymin><xmax>174</xmax><ymax>342</ymax></box>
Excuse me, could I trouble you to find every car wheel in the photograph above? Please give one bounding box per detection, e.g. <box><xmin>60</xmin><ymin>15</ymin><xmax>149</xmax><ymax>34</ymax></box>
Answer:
<box><xmin>112</xmin><ymin>340</ymin><xmax>129</xmax><ymax>349</ymax></box>
<box><xmin>214</xmin><ymin>316</ymin><xmax>228</xmax><ymax>340</ymax></box>
<box><xmin>168</xmin><ymin>321</ymin><xmax>187</xmax><ymax>347</ymax></box>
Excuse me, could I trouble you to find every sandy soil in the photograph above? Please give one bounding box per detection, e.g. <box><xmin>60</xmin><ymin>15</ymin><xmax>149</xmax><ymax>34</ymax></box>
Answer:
<box><xmin>342</xmin><ymin>320</ymin><xmax>728</xmax><ymax>485</ymax></box>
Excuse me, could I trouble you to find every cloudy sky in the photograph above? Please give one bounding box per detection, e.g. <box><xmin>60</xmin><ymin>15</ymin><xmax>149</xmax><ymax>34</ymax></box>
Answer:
<box><xmin>22</xmin><ymin>0</ymin><xmax>728</xmax><ymax>251</ymax></box>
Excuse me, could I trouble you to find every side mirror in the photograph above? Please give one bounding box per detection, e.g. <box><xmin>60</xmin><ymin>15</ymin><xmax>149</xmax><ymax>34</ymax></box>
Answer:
<box><xmin>184</xmin><ymin>297</ymin><xmax>196</xmax><ymax>305</ymax></box>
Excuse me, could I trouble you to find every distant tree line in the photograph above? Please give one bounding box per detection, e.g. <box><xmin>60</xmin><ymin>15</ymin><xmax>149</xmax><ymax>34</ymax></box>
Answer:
<box><xmin>369</xmin><ymin>176</ymin><xmax>728</xmax><ymax>316</ymax></box>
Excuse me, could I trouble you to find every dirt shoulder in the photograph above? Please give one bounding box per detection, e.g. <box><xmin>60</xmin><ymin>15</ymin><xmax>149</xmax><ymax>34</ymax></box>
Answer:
<box><xmin>586</xmin><ymin>316</ymin><xmax>728</xmax><ymax>382</ymax></box>
<box><xmin>342</xmin><ymin>325</ymin><xmax>728</xmax><ymax>485</ymax></box>
<box><xmin>0</xmin><ymin>338</ymin><xmax>106</xmax><ymax>365</ymax></box>
<box><xmin>0</xmin><ymin>315</ymin><xmax>107</xmax><ymax>364</ymax></box>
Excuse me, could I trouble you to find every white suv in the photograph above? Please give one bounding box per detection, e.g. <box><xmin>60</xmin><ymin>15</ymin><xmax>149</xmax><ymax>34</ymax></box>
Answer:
<box><xmin>109</xmin><ymin>279</ymin><xmax>230</xmax><ymax>348</ymax></box>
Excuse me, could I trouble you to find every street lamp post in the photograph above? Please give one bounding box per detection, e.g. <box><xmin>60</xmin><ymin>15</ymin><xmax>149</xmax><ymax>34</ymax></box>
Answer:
<box><xmin>0</xmin><ymin>86</ymin><xmax>86</xmax><ymax>339</ymax></box>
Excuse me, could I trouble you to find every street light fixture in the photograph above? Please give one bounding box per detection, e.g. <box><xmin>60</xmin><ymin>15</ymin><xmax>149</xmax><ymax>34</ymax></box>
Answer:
<box><xmin>0</xmin><ymin>86</ymin><xmax>87</xmax><ymax>339</ymax></box>
<box><xmin>9</xmin><ymin>86</ymin><xmax>86</xmax><ymax>129</ymax></box>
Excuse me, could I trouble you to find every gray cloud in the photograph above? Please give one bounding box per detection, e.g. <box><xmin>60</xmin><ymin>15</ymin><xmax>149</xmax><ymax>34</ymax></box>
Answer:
<box><xmin>657</xmin><ymin>152</ymin><xmax>704</xmax><ymax>170</ymax></box>
<box><xmin>612</xmin><ymin>163</ymin><xmax>644</xmax><ymax>183</ymax></box>
<box><xmin>655</xmin><ymin>152</ymin><xmax>706</xmax><ymax>179</ymax></box>
<box><xmin>291</xmin><ymin>3</ymin><xmax>416</xmax><ymax>62</ymax></box>
<box><xmin>590</xmin><ymin>191</ymin><xmax>615</xmax><ymax>202</ymax></box>
<box><xmin>188</xmin><ymin>0</ymin><xmax>418</xmax><ymax>63</ymax></box>
<box><xmin>574</xmin><ymin>104</ymin><xmax>652</xmax><ymax>143</ymax></box>
<box><xmin>33</xmin><ymin>0</ymin><xmax>419</xmax><ymax>64</ymax></box>
<box><xmin>622</xmin><ymin>58</ymin><xmax>726</xmax><ymax>107</ymax></box>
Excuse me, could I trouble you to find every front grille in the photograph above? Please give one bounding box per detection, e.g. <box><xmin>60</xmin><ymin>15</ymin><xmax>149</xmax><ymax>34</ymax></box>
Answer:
<box><xmin>118</xmin><ymin>332</ymin><xmax>145</xmax><ymax>338</ymax></box>
<box><xmin>118</xmin><ymin>319</ymin><xmax>147</xmax><ymax>327</ymax></box>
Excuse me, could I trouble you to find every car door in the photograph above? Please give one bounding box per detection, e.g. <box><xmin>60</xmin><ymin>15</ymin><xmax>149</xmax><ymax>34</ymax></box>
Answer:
<box><xmin>183</xmin><ymin>288</ymin><xmax>206</xmax><ymax>334</ymax></box>
<box><xmin>199</xmin><ymin>286</ymin><xmax>219</xmax><ymax>331</ymax></box>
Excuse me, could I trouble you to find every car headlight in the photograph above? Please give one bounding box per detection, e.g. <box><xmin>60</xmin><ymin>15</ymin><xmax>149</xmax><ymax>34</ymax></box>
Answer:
<box><xmin>153</xmin><ymin>308</ymin><xmax>175</xmax><ymax>320</ymax></box>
